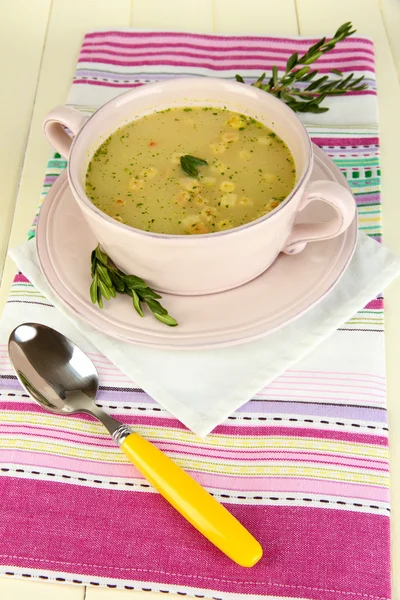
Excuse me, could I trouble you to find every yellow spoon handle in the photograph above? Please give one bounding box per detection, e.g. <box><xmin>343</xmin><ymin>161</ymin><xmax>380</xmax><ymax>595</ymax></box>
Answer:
<box><xmin>120</xmin><ymin>432</ymin><xmax>262</xmax><ymax>567</ymax></box>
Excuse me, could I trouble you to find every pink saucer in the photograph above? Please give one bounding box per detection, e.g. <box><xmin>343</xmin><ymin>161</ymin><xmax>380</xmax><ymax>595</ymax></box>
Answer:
<box><xmin>36</xmin><ymin>145</ymin><xmax>357</xmax><ymax>349</ymax></box>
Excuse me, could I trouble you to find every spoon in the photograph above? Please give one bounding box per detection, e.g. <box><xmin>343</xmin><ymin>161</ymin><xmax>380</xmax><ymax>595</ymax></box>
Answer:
<box><xmin>8</xmin><ymin>323</ymin><xmax>262</xmax><ymax>567</ymax></box>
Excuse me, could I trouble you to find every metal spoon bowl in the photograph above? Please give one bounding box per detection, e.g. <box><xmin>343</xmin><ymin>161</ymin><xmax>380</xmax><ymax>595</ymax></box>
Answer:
<box><xmin>9</xmin><ymin>323</ymin><xmax>128</xmax><ymax>440</ymax></box>
<box><xmin>8</xmin><ymin>322</ymin><xmax>262</xmax><ymax>567</ymax></box>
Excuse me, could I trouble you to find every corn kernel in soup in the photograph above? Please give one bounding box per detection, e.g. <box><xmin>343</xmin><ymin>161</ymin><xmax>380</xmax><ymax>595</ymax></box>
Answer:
<box><xmin>85</xmin><ymin>107</ymin><xmax>296</xmax><ymax>235</ymax></box>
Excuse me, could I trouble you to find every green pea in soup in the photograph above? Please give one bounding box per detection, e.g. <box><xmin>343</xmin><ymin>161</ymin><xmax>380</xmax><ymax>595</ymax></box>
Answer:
<box><xmin>85</xmin><ymin>107</ymin><xmax>296</xmax><ymax>235</ymax></box>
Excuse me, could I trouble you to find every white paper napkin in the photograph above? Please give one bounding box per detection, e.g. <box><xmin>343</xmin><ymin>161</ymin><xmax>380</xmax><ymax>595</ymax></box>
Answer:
<box><xmin>6</xmin><ymin>233</ymin><xmax>400</xmax><ymax>437</ymax></box>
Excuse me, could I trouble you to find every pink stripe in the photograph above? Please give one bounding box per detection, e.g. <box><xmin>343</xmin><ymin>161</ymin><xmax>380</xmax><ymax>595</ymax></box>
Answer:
<box><xmin>263</xmin><ymin>385</ymin><xmax>385</xmax><ymax>398</ymax></box>
<box><xmin>13</xmin><ymin>273</ymin><xmax>30</xmax><ymax>283</ymax></box>
<box><xmin>0</xmin><ymin>450</ymin><xmax>132</xmax><ymax>477</ymax></box>
<box><xmin>81</xmin><ymin>39</ymin><xmax>375</xmax><ymax>58</ymax></box>
<box><xmin>83</xmin><ymin>30</ymin><xmax>374</xmax><ymax>49</ymax></box>
<box><xmin>156</xmin><ymin>444</ymin><xmax>388</xmax><ymax>471</ymax></box>
<box><xmin>0</xmin><ymin>402</ymin><xmax>103</xmax><ymax>421</ymax></box>
<box><xmin>365</xmin><ymin>298</ymin><xmax>384</xmax><ymax>309</ymax></box>
<box><xmin>0</xmin><ymin>403</ymin><xmax>388</xmax><ymax>444</ymax></box>
<box><xmin>213</xmin><ymin>425</ymin><xmax>387</xmax><ymax>445</ymax></box>
<box><xmin>86</xmin><ymin>354</ymin><xmax>121</xmax><ymax>365</ymax></box>
<box><xmin>0</xmin><ymin>451</ymin><xmax>388</xmax><ymax>503</ymax></box>
<box><xmin>274</xmin><ymin>374</ymin><xmax>385</xmax><ymax>388</ymax></box>
<box><xmin>0</xmin><ymin>479</ymin><xmax>390</xmax><ymax>600</ymax></box>
<box><xmin>73</xmin><ymin>80</ymin><xmax>141</xmax><ymax>88</ymax></box>
<box><xmin>312</xmin><ymin>137</ymin><xmax>380</xmax><ymax>146</ymax></box>
<box><xmin>0</xmin><ymin>424</ymin><xmax>114</xmax><ymax>447</ymax></box>
<box><xmin>0</xmin><ymin>430</ymin><xmax>387</xmax><ymax>471</ymax></box>
<box><xmin>253</xmin><ymin>393</ymin><xmax>384</xmax><ymax>405</ymax></box>
<box><xmin>288</xmin><ymin>369</ymin><xmax>385</xmax><ymax>379</ymax></box>
<box><xmin>78</xmin><ymin>48</ymin><xmax>376</xmax><ymax>68</ymax></box>
<box><xmin>194</xmin><ymin>474</ymin><xmax>389</xmax><ymax>502</ymax></box>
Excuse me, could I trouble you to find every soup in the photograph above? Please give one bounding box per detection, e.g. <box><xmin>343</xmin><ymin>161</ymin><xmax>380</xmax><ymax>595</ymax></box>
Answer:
<box><xmin>85</xmin><ymin>107</ymin><xmax>296</xmax><ymax>235</ymax></box>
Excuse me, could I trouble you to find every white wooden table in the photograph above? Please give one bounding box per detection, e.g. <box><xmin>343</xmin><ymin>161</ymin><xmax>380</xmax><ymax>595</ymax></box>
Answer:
<box><xmin>1</xmin><ymin>0</ymin><xmax>400</xmax><ymax>598</ymax></box>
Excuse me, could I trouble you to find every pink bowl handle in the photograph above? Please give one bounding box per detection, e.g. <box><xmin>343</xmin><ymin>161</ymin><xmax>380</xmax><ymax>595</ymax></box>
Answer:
<box><xmin>43</xmin><ymin>106</ymin><xmax>87</xmax><ymax>158</ymax></box>
<box><xmin>283</xmin><ymin>180</ymin><xmax>356</xmax><ymax>255</ymax></box>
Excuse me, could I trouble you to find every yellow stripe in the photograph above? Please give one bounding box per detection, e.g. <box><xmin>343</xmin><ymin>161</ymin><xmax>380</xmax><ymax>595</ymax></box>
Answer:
<box><xmin>347</xmin><ymin>319</ymin><xmax>384</xmax><ymax>324</ymax></box>
<box><xmin>0</xmin><ymin>438</ymin><xmax>388</xmax><ymax>485</ymax></box>
<box><xmin>358</xmin><ymin>205</ymin><xmax>382</xmax><ymax>212</ymax></box>
<box><xmin>358</xmin><ymin>217</ymin><xmax>382</xmax><ymax>224</ymax></box>
<box><xmin>0</xmin><ymin>412</ymin><xmax>388</xmax><ymax>459</ymax></box>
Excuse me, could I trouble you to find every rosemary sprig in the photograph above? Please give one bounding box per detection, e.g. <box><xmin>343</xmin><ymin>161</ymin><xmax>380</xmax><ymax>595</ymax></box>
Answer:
<box><xmin>180</xmin><ymin>155</ymin><xmax>208</xmax><ymax>178</ymax></box>
<box><xmin>90</xmin><ymin>245</ymin><xmax>178</xmax><ymax>327</ymax></box>
<box><xmin>235</xmin><ymin>22</ymin><xmax>367</xmax><ymax>114</ymax></box>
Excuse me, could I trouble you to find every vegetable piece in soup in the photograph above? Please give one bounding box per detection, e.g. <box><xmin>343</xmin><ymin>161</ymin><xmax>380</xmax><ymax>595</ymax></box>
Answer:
<box><xmin>85</xmin><ymin>107</ymin><xmax>296</xmax><ymax>235</ymax></box>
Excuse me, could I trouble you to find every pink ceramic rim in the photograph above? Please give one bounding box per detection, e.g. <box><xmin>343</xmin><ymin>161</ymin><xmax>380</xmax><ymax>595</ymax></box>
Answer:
<box><xmin>67</xmin><ymin>78</ymin><xmax>313</xmax><ymax>241</ymax></box>
<box><xmin>35</xmin><ymin>160</ymin><xmax>358</xmax><ymax>348</ymax></box>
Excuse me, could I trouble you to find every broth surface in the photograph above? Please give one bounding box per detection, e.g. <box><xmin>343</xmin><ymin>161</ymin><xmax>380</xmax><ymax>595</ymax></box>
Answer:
<box><xmin>85</xmin><ymin>107</ymin><xmax>296</xmax><ymax>235</ymax></box>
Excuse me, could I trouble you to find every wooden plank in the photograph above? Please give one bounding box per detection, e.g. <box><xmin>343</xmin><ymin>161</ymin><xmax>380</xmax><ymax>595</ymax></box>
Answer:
<box><xmin>0</xmin><ymin>0</ymin><xmax>131</xmax><ymax>313</ymax></box>
<box><xmin>295</xmin><ymin>1</ymin><xmax>400</xmax><ymax>598</ymax></box>
<box><xmin>380</xmin><ymin>0</ymin><xmax>400</xmax><ymax>79</ymax></box>
<box><xmin>214</xmin><ymin>0</ymin><xmax>298</xmax><ymax>34</ymax></box>
<box><xmin>0</xmin><ymin>0</ymin><xmax>51</xmax><ymax>282</ymax></box>
<box><xmin>131</xmin><ymin>0</ymin><xmax>213</xmax><ymax>31</ymax></box>
<box><xmin>0</xmin><ymin>578</ymin><xmax>84</xmax><ymax>600</ymax></box>
<box><xmin>0</xmin><ymin>2</ymin><xmax>124</xmax><ymax>598</ymax></box>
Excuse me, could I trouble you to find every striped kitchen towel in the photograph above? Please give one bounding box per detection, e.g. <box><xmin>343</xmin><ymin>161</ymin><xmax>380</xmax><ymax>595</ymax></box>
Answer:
<box><xmin>0</xmin><ymin>30</ymin><xmax>397</xmax><ymax>600</ymax></box>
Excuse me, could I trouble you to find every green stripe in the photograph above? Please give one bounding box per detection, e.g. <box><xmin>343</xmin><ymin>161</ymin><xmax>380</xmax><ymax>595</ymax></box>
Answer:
<box><xmin>349</xmin><ymin>178</ymin><xmax>380</xmax><ymax>187</ymax></box>
<box><xmin>332</xmin><ymin>159</ymin><xmax>379</xmax><ymax>167</ymax></box>
<box><xmin>47</xmin><ymin>160</ymin><xmax>67</xmax><ymax>168</ymax></box>
<box><xmin>353</xmin><ymin>192</ymin><xmax>380</xmax><ymax>197</ymax></box>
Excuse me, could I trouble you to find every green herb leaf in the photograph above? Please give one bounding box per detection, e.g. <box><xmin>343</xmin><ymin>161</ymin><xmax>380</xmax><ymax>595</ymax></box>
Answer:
<box><xmin>293</xmin><ymin>66</ymin><xmax>310</xmax><ymax>79</ymax></box>
<box><xmin>234</xmin><ymin>21</ymin><xmax>365</xmax><ymax>114</ymax></box>
<box><xmin>124</xmin><ymin>274</ymin><xmax>148</xmax><ymax>290</ymax></box>
<box><xmin>286</xmin><ymin>52</ymin><xmax>298</xmax><ymax>72</ymax></box>
<box><xmin>96</xmin><ymin>263</ymin><xmax>113</xmax><ymax>288</ymax></box>
<box><xmin>154</xmin><ymin>313</ymin><xmax>178</xmax><ymax>327</ymax></box>
<box><xmin>300</xmin><ymin>70</ymin><xmax>318</xmax><ymax>81</ymax></box>
<box><xmin>272</xmin><ymin>66</ymin><xmax>278</xmax><ymax>87</ymax></box>
<box><xmin>90</xmin><ymin>251</ymin><xmax>96</xmax><ymax>278</ymax></box>
<box><xmin>90</xmin><ymin>278</ymin><xmax>98</xmax><ymax>304</ymax></box>
<box><xmin>108</xmin><ymin>270</ymin><xmax>125</xmax><ymax>293</ymax></box>
<box><xmin>180</xmin><ymin>154</ymin><xmax>208</xmax><ymax>178</ymax></box>
<box><xmin>253</xmin><ymin>72</ymin><xmax>266</xmax><ymax>88</ymax></box>
<box><xmin>305</xmin><ymin>75</ymin><xmax>329</xmax><ymax>91</ymax></box>
<box><xmin>307</xmin><ymin>37</ymin><xmax>326</xmax><ymax>54</ymax></box>
<box><xmin>98</xmin><ymin>279</ymin><xmax>112</xmax><ymax>301</ymax></box>
<box><xmin>302</xmin><ymin>51</ymin><xmax>323</xmax><ymax>65</ymax></box>
<box><xmin>146</xmin><ymin>299</ymin><xmax>168</xmax><ymax>316</ymax></box>
<box><xmin>124</xmin><ymin>287</ymin><xmax>133</xmax><ymax>298</ymax></box>
<box><xmin>305</xmin><ymin>105</ymin><xmax>330</xmax><ymax>114</ymax></box>
<box><xmin>137</xmin><ymin>288</ymin><xmax>162</xmax><ymax>300</ymax></box>
<box><xmin>132</xmin><ymin>289</ymin><xmax>144</xmax><ymax>317</ymax></box>
<box><xmin>95</xmin><ymin>245</ymin><xmax>109</xmax><ymax>266</ymax></box>
<box><xmin>89</xmin><ymin>246</ymin><xmax>178</xmax><ymax>326</ymax></box>
<box><xmin>97</xmin><ymin>287</ymin><xmax>104</xmax><ymax>309</ymax></box>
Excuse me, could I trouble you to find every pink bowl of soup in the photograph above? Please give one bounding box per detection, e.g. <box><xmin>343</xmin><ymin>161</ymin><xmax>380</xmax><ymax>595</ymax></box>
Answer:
<box><xmin>43</xmin><ymin>77</ymin><xmax>355</xmax><ymax>296</ymax></box>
